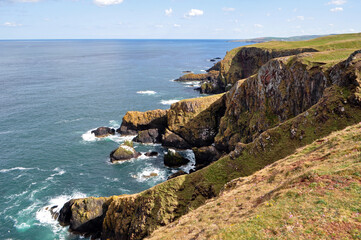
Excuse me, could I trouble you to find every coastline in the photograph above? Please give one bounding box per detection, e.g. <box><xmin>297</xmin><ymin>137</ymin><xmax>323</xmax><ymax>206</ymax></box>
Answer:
<box><xmin>54</xmin><ymin>33</ymin><xmax>361</xmax><ymax>239</ymax></box>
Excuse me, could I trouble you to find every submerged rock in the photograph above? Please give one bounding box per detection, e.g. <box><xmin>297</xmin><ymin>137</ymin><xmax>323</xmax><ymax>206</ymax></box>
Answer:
<box><xmin>164</xmin><ymin>149</ymin><xmax>190</xmax><ymax>167</ymax></box>
<box><xmin>142</xmin><ymin>172</ymin><xmax>158</xmax><ymax>178</ymax></box>
<box><xmin>110</xmin><ymin>141</ymin><xmax>141</xmax><ymax>163</ymax></box>
<box><xmin>91</xmin><ymin>127</ymin><xmax>115</xmax><ymax>138</ymax></box>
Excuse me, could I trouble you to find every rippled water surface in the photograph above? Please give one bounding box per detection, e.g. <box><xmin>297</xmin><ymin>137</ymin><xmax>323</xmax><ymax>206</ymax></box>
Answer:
<box><xmin>0</xmin><ymin>39</ymin><xmax>247</xmax><ymax>239</ymax></box>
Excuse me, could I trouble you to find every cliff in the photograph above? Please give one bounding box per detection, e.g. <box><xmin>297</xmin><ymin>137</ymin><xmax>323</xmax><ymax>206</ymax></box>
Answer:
<box><xmin>57</xmin><ymin>33</ymin><xmax>361</xmax><ymax>239</ymax></box>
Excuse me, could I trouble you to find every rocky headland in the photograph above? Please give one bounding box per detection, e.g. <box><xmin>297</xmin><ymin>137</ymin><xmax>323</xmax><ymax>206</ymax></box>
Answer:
<box><xmin>57</xmin><ymin>33</ymin><xmax>361</xmax><ymax>239</ymax></box>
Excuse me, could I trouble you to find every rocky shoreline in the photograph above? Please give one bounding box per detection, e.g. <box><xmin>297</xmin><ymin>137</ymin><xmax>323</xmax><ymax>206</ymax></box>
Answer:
<box><xmin>54</xmin><ymin>34</ymin><xmax>361</xmax><ymax>239</ymax></box>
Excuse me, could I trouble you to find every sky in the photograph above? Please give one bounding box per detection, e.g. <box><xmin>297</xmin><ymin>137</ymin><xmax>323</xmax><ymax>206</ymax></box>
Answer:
<box><xmin>0</xmin><ymin>0</ymin><xmax>360</xmax><ymax>39</ymax></box>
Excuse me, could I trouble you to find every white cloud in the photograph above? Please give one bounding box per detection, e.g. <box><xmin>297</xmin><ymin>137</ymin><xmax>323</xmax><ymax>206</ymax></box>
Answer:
<box><xmin>3</xmin><ymin>22</ymin><xmax>22</xmax><ymax>27</ymax></box>
<box><xmin>222</xmin><ymin>7</ymin><xmax>235</xmax><ymax>12</ymax></box>
<box><xmin>155</xmin><ymin>24</ymin><xmax>164</xmax><ymax>28</ymax></box>
<box><xmin>93</xmin><ymin>0</ymin><xmax>123</xmax><ymax>6</ymax></box>
<box><xmin>173</xmin><ymin>24</ymin><xmax>181</xmax><ymax>28</ymax></box>
<box><xmin>185</xmin><ymin>9</ymin><xmax>204</xmax><ymax>18</ymax></box>
<box><xmin>165</xmin><ymin>8</ymin><xmax>173</xmax><ymax>16</ymax></box>
<box><xmin>254</xmin><ymin>24</ymin><xmax>263</xmax><ymax>28</ymax></box>
<box><xmin>296</xmin><ymin>16</ymin><xmax>305</xmax><ymax>20</ymax></box>
<box><xmin>330</xmin><ymin>7</ymin><xmax>343</xmax><ymax>12</ymax></box>
<box><xmin>327</xmin><ymin>0</ymin><xmax>346</xmax><ymax>5</ymax></box>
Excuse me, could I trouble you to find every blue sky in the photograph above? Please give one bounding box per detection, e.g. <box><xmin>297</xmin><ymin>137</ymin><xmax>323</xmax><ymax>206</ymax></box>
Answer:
<box><xmin>0</xmin><ymin>0</ymin><xmax>359</xmax><ymax>39</ymax></box>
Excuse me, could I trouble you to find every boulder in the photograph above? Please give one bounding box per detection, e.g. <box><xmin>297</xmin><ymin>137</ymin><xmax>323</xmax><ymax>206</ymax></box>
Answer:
<box><xmin>145</xmin><ymin>151</ymin><xmax>159</xmax><ymax>157</ymax></box>
<box><xmin>193</xmin><ymin>145</ymin><xmax>221</xmax><ymax>166</ymax></box>
<box><xmin>117</xmin><ymin>109</ymin><xmax>167</xmax><ymax>135</ymax></box>
<box><xmin>110</xmin><ymin>142</ymin><xmax>141</xmax><ymax>163</ymax></box>
<box><xmin>91</xmin><ymin>127</ymin><xmax>115</xmax><ymax>137</ymax></box>
<box><xmin>164</xmin><ymin>149</ymin><xmax>190</xmax><ymax>167</ymax></box>
<box><xmin>167</xmin><ymin>170</ymin><xmax>187</xmax><ymax>180</ymax></box>
<box><xmin>134</xmin><ymin>128</ymin><xmax>161</xmax><ymax>143</ymax></box>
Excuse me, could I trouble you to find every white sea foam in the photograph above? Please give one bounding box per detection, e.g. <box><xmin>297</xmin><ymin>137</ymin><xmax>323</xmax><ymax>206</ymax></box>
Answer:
<box><xmin>35</xmin><ymin>191</ymin><xmax>87</xmax><ymax>237</ymax></box>
<box><xmin>46</xmin><ymin>168</ymin><xmax>66</xmax><ymax>181</ymax></box>
<box><xmin>81</xmin><ymin>127</ymin><xmax>135</xmax><ymax>144</ymax></box>
<box><xmin>137</xmin><ymin>90</ymin><xmax>157</xmax><ymax>95</ymax></box>
<box><xmin>0</xmin><ymin>167</ymin><xmax>36</xmax><ymax>173</ymax></box>
<box><xmin>160</xmin><ymin>99</ymin><xmax>180</xmax><ymax>105</ymax></box>
<box><xmin>179</xmin><ymin>149</ymin><xmax>196</xmax><ymax>173</ymax></box>
<box><xmin>133</xmin><ymin>167</ymin><xmax>166</xmax><ymax>183</ymax></box>
<box><xmin>104</xmin><ymin>176</ymin><xmax>119</xmax><ymax>182</ymax></box>
<box><xmin>200</xmin><ymin>69</ymin><xmax>206</xmax><ymax>72</ymax></box>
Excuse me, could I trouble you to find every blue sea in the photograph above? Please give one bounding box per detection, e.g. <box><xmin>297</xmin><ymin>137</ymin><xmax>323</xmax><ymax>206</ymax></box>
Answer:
<box><xmin>0</xmin><ymin>39</ymin><xmax>247</xmax><ymax>239</ymax></box>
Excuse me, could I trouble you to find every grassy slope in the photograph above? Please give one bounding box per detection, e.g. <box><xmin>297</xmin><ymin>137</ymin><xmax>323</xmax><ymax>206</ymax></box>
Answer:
<box><xmin>224</xmin><ymin>33</ymin><xmax>361</xmax><ymax>71</ymax></box>
<box><xmin>148</xmin><ymin>122</ymin><xmax>361</xmax><ymax>240</ymax></box>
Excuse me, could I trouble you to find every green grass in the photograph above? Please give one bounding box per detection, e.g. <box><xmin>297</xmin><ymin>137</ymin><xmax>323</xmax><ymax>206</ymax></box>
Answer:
<box><xmin>254</xmin><ymin>33</ymin><xmax>361</xmax><ymax>51</ymax></box>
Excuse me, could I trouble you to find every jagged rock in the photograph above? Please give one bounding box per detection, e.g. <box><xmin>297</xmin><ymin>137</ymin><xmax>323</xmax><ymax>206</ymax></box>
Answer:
<box><xmin>91</xmin><ymin>127</ymin><xmax>115</xmax><ymax>137</ymax></box>
<box><xmin>110</xmin><ymin>142</ymin><xmax>141</xmax><ymax>163</ymax></box>
<box><xmin>133</xmin><ymin>128</ymin><xmax>161</xmax><ymax>143</ymax></box>
<box><xmin>164</xmin><ymin>149</ymin><xmax>190</xmax><ymax>167</ymax></box>
<box><xmin>193</xmin><ymin>146</ymin><xmax>221</xmax><ymax>166</ymax></box>
<box><xmin>117</xmin><ymin>109</ymin><xmax>167</xmax><ymax>135</ymax></box>
<box><xmin>145</xmin><ymin>151</ymin><xmax>159</xmax><ymax>157</ymax></box>
<box><xmin>162</xmin><ymin>129</ymin><xmax>191</xmax><ymax>149</ymax></box>
<box><xmin>167</xmin><ymin>170</ymin><xmax>187</xmax><ymax>180</ymax></box>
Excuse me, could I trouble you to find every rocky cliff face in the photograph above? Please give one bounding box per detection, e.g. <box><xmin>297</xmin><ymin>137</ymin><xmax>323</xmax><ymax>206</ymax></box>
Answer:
<box><xmin>215</xmin><ymin>55</ymin><xmax>329</xmax><ymax>151</ymax></box>
<box><xmin>200</xmin><ymin>47</ymin><xmax>319</xmax><ymax>93</ymax></box>
<box><xmin>58</xmin><ymin>47</ymin><xmax>361</xmax><ymax>239</ymax></box>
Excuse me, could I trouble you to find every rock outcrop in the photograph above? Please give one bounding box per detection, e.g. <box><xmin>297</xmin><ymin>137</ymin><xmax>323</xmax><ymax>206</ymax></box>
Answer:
<box><xmin>91</xmin><ymin>127</ymin><xmax>115</xmax><ymax>137</ymax></box>
<box><xmin>110</xmin><ymin>141</ymin><xmax>141</xmax><ymax>163</ymax></box>
<box><xmin>175</xmin><ymin>70</ymin><xmax>219</xmax><ymax>83</ymax></box>
<box><xmin>163</xmin><ymin>149</ymin><xmax>190</xmax><ymax>167</ymax></box>
<box><xmin>117</xmin><ymin>109</ymin><xmax>167</xmax><ymax>136</ymax></box>
<box><xmin>162</xmin><ymin>94</ymin><xmax>225</xmax><ymax>149</ymax></box>
<box><xmin>192</xmin><ymin>145</ymin><xmax>221</xmax><ymax>167</ymax></box>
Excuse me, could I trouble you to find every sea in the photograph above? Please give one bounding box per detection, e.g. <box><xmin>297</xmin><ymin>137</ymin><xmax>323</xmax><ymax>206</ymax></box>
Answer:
<box><xmin>0</xmin><ymin>39</ymin><xmax>248</xmax><ymax>240</ymax></box>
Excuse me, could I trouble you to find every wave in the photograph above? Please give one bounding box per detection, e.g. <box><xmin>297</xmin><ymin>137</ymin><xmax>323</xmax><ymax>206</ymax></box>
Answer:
<box><xmin>35</xmin><ymin>191</ymin><xmax>87</xmax><ymax>236</ymax></box>
<box><xmin>160</xmin><ymin>99</ymin><xmax>180</xmax><ymax>105</ymax></box>
<box><xmin>0</xmin><ymin>167</ymin><xmax>38</xmax><ymax>173</ymax></box>
<box><xmin>200</xmin><ymin>69</ymin><xmax>206</xmax><ymax>72</ymax></box>
<box><xmin>46</xmin><ymin>168</ymin><xmax>66</xmax><ymax>181</ymax></box>
<box><xmin>178</xmin><ymin>149</ymin><xmax>196</xmax><ymax>173</ymax></box>
<box><xmin>82</xmin><ymin>126</ymin><xmax>135</xmax><ymax>144</ymax></box>
<box><xmin>137</xmin><ymin>90</ymin><xmax>157</xmax><ymax>95</ymax></box>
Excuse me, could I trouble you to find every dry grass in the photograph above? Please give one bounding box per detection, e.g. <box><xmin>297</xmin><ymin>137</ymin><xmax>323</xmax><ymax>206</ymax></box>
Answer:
<box><xmin>147</xmin><ymin>122</ymin><xmax>361</xmax><ymax>240</ymax></box>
